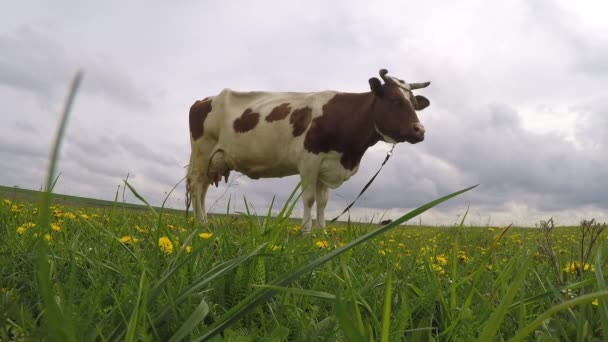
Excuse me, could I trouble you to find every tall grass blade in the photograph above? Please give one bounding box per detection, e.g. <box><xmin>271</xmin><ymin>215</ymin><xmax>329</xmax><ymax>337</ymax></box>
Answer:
<box><xmin>36</xmin><ymin>71</ymin><xmax>83</xmax><ymax>342</ymax></box>
<box><xmin>169</xmin><ymin>297</ymin><xmax>209</xmax><ymax>342</ymax></box>
<box><xmin>195</xmin><ymin>184</ymin><xmax>478</xmax><ymax>340</ymax></box>
<box><xmin>124</xmin><ymin>179</ymin><xmax>158</xmax><ymax>218</ymax></box>
<box><xmin>125</xmin><ymin>271</ymin><xmax>147</xmax><ymax>342</ymax></box>
<box><xmin>476</xmin><ymin>254</ymin><xmax>533</xmax><ymax>342</ymax></box>
<box><xmin>508</xmin><ymin>291</ymin><xmax>608</xmax><ymax>341</ymax></box>
<box><xmin>594</xmin><ymin>249</ymin><xmax>608</xmax><ymax>337</ymax></box>
<box><xmin>380</xmin><ymin>269</ymin><xmax>393</xmax><ymax>342</ymax></box>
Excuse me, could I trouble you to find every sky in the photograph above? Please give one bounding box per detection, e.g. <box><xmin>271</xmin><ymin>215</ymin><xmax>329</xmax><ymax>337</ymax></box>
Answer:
<box><xmin>1</xmin><ymin>0</ymin><xmax>607</xmax><ymax>227</ymax></box>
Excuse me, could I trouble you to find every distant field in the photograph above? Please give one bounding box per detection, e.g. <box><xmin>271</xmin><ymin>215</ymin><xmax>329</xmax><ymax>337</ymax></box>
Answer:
<box><xmin>0</xmin><ymin>184</ymin><xmax>182</xmax><ymax>214</ymax></box>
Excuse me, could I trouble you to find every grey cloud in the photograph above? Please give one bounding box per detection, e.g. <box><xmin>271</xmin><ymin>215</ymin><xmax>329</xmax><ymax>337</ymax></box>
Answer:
<box><xmin>0</xmin><ymin>28</ymin><xmax>150</xmax><ymax>110</ymax></box>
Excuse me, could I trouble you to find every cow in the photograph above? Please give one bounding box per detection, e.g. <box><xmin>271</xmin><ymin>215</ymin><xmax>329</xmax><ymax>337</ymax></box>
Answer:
<box><xmin>186</xmin><ymin>69</ymin><xmax>430</xmax><ymax>234</ymax></box>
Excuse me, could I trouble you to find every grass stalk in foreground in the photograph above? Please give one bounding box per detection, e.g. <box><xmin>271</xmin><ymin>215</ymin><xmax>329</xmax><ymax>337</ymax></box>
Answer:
<box><xmin>36</xmin><ymin>71</ymin><xmax>83</xmax><ymax>342</ymax></box>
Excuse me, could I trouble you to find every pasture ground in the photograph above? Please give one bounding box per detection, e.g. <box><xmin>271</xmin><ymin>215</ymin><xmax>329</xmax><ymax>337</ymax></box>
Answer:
<box><xmin>1</xmin><ymin>186</ymin><xmax>607</xmax><ymax>341</ymax></box>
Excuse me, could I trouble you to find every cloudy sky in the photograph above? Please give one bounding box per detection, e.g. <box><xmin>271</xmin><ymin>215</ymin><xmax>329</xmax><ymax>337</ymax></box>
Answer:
<box><xmin>2</xmin><ymin>0</ymin><xmax>607</xmax><ymax>226</ymax></box>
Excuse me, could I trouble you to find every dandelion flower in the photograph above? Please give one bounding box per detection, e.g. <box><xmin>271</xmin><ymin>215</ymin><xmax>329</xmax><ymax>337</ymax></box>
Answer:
<box><xmin>199</xmin><ymin>232</ymin><xmax>213</xmax><ymax>240</ymax></box>
<box><xmin>435</xmin><ymin>254</ymin><xmax>448</xmax><ymax>265</ymax></box>
<box><xmin>457</xmin><ymin>251</ymin><xmax>469</xmax><ymax>264</ymax></box>
<box><xmin>63</xmin><ymin>212</ymin><xmax>76</xmax><ymax>220</ymax></box>
<box><xmin>44</xmin><ymin>234</ymin><xmax>52</xmax><ymax>242</ymax></box>
<box><xmin>158</xmin><ymin>237</ymin><xmax>173</xmax><ymax>255</ymax></box>
<box><xmin>185</xmin><ymin>245</ymin><xmax>192</xmax><ymax>253</ymax></box>
<box><xmin>3</xmin><ymin>199</ymin><xmax>11</xmax><ymax>206</ymax></box>
<box><xmin>51</xmin><ymin>223</ymin><xmax>61</xmax><ymax>232</ymax></box>
<box><xmin>119</xmin><ymin>236</ymin><xmax>139</xmax><ymax>245</ymax></box>
<box><xmin>431</xmin><ymin>264</ymin><xmax>445</xmax><ymax>275</ymax></box>
<box><xmin>270</xmin><ymin>245</ymin><xmax>282</xmax><ymax>252</ymax></box>
<box><xmin>16</xmin><ymin>226</ymin><xmax>25</xmax><ymax>235</ymax></box>
<box><xmin>379</xmin><ymin>249</ymin><xmax>387</xmax><ymax>256</ymax></box>
<box><xmin>315</xmin><ymin>240</ymin><xmax>329</xmax><ymax>249</ymax></box>
<box><xmin>592</xmin><ymin>298</ymin><xmax>599</xmax><ymax>306</ymax></box>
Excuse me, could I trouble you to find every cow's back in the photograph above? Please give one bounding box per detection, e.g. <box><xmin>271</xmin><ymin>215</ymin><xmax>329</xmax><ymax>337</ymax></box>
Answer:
<box><xmin>203</xmin><ymin>89</ymin><xmax>337</xmax><ymax>178</ymax></box>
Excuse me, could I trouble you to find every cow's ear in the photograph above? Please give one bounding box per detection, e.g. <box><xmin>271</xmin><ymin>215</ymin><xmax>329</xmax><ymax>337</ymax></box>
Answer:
<box><xmin>369</xmin><ymin>77</ymin><xmax>384</xmax><ymax>97</ymax></box>
<box><xmin>414</xmin><ymin>95</ymin><xmax>430</xmax><ymax>110</ymax></box>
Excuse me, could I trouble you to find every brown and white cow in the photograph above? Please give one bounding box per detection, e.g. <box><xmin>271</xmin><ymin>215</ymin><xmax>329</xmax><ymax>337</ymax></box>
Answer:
<box><xmin>186</xmin><ymin>69</ymin><xmax>430</xmax><ymax>234</ymax></box>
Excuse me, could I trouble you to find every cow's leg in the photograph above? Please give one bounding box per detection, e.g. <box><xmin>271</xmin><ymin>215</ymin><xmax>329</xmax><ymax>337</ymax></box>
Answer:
<box><xmin>187</xmin><ymin>136</ymin><xmax>216</xmax><ymax>223</ymax></box>
<box><xmin>300</xmin><ymin>177</ymin><xmax>317</xmax><ymax>235</ymax></box>
<box><xmin>315</xmin><ymin>181</ymin><xmax>328</xmax><ymax>229</ymax></box>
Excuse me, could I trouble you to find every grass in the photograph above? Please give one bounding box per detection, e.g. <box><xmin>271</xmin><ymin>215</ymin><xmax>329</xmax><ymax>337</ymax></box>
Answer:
<box><xmin>1</xmin><ymin>72</ymin><xmax>607</xmax><ymax>341</ymax></box>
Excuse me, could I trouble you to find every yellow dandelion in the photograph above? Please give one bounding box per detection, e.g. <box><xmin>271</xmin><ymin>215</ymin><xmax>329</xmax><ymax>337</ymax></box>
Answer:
<box><xmin>80</xmin><ymin>213</ymin><xmax>90</xmax><ymax>220</ymax></box>
<box><xmin>185</xmin><ymin>245</ymin><xmax>192</xmax><ymax>253</ymax></box>
<box><xmin>435</xmin><ymin>254</ymin><xmax>448</xmax><ymax>265</ymax></box>
<box><xmin>63</xmin><ymin>212</ymin><xmax>76</xmax><ymax>220</ymax></box>
<box><xmin>51</xmin><ymin>223</ymin><xmax>61</xmax><ymax>232</ymax></box>
<box><xmin>379</xmin><ymin>249</ymin><xmax>387</xmax><ymax>256</ymax></box>
<box><xmin>486</xmin><ymin>264</ymin><xmax>493</xmax><ymax>271</ymax></box>
<box><xmin>158</xmin><ymin>237</ymin><xmax>173</xmax><ymax>255</ymax></box>
<box><xmin>315</xmin><ymin>240</ymin><xmax>329</xmax><ymax>249</ymax></box>
<box><xmin>134</xmin><ymin>225</ymin><xmax>148</xmax><ymax>233</ymax></box>
<box><xmin>270</xmin><ymin>245</ymin><xmax>282</xmax><ymax>252</ymax></box>
<box><xmin>167</xmin><ymin>224</ymin><xmax>175</xmax><ymax>230</ymax></box>
<box><xmin>10</xmin><ymin>204</ymin><xmax>20</xmax><ymax>213</ymax></box>
<box><xmin>592</xmin><ymin>298</ymin><xmax>599</xmax><ymax>306</ymax></box>
<box><xmin>457</xmin><ymin>251</ymin><xmax>469</xmax><ymax>264</ymax></box>
<box><xmin>23</xmin><ymin>222</ymin><xmax>36</xmax><ymax>229</ymax></box>
<box><xmin>16</xmin><ymin>226</ymin><xmax>25</xmax><ymax>235</ymax></box>
<box><xmin>288</xmin><ymin>225</ymin><xmax>301</xmax><ymax>233</ymax></box>
<box><xmin>199</xmin><ymin>232</ymin><xmax>213</xmax><ymax>240</ymax></box>
<box><xmin>119</xmin><ymin>236</ymin><xmax>139</xmax><ymax>245</ymax></box>
<box><xmin>431</xmin><ymin>264</ymin><xmax>445</xmax><ymax>275</ymax></box>
<box><xmin>43</xmin><ymin>234</ymin><xmax>52</xmax><ymax>242</ymax></box>
<box><xmin>3</xmin><ymin>199</ymin><xmax>11</xmax><ymax>206</ymax></box>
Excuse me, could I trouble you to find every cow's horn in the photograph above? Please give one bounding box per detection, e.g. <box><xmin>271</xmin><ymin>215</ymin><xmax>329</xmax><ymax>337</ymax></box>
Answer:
<box><xmin>379</xmin><ymin>69</ymin><xmax>390</xmax><ymax>83</ymax></box>
<box><xmin>409</xmin><ymin>81</ymin><xmax>431</xmax><ymax>90</ymax></box>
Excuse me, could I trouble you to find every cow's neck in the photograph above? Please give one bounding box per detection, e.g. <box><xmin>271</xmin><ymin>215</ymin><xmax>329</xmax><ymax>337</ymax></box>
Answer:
<box><xmin>307</xmin><ymin>92</ymin><xmax>381</xmax><ymax>170</ymax></box>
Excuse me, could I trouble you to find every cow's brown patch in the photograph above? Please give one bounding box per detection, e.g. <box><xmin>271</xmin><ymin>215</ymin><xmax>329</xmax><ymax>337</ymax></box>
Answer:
<box><xmin>304</xmin><ymin>94</ymin><xmax>379</xmax><ymax>170</ymax></box>
<box><xmin>189</xmin><ymin>98</ymin><xmax>213</xmax><ymax>140</ymax></box>
<box><xmin>266</xmin><ymin>103</ymin><xmax>292</xmax><ymax>122</ymax></box>
<box><xmin>233</xmin><ymin>108</ymin><xmax>260</xmax><ymax>133</ymax></box>
<box><xmin>290</xmin><ymin>106</ymin><xmax>312</xmax><ymax>137</ymax></box>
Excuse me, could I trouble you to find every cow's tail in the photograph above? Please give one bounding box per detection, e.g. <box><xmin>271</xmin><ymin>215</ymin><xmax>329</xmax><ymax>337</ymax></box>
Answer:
<box><xmin>185</xmin><ymin>162</ymin><xmax>192</xmax><ymax>218</ymax></box>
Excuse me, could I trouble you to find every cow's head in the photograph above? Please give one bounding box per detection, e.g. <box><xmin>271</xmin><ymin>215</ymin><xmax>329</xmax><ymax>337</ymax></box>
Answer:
<box><xmin>368</xmin><ymin>69</ymin><xmax>430</xmax><ymax>144</ymax></box>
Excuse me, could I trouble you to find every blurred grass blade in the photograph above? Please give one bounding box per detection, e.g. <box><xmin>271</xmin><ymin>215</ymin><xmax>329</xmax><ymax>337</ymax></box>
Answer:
<box><xmin>125</xmin><ymin>271</ymin><xmax>147</xmax><ymax>342</ymax></box>
<box><xmin>380</xmin><ymin>269</ymin><xmax>393</xmax><ymax>342</ymax></box>
<box><xmin>36</xmin><ymin>71</ymin><xmax>83</xmax><ymax>342</ymax></box>
<box><xmin>169</xmin><ymin>297</ymin><xmax>209</xmax><ymax>342</ymax></box>
<box><xmin>124</xmin><ymin>179</ymin><xmax>158</xmax><ymax>218</ymax></box>
<box><xmin>335</xmin><ymin>297</ymin><xmax>367</xmax><ymax>342</ymax></box>
<box><xmin>594</xmin><ymin>249</ymin><xmax>608</xmax><ymax>336</ymax></box>
<box><xmin>252</xmin><ymin>284</ymin><xmax>336</xmax><ymax>300</ymax></box>
<box><xmin>195</xmin><ymin>184</ymin><xmax>478</xmax><ymax>340</ymax></box>
<box><xmin>508</xmin><ymin>291</ymin><xmax>608</xmax><ymax>341</ymax></box>
<box><xmin>476</xmin><ymin>254</ymin><xmax>533</xmax><ymax>342</ymax></box>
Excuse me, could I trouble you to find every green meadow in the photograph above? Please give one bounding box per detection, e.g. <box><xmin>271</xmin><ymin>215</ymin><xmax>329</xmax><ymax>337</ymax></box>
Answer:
<box><xmin>1</xmin><ymin>186</ymin><xmax>607</xmax><ymax>341</ymax></box>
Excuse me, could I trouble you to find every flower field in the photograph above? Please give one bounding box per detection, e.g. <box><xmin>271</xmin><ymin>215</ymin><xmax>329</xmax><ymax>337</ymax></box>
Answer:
<box><xmin>1</xmin><ymin>195</ymin><xmax>607</xmax><ymax>341</ymax></box>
